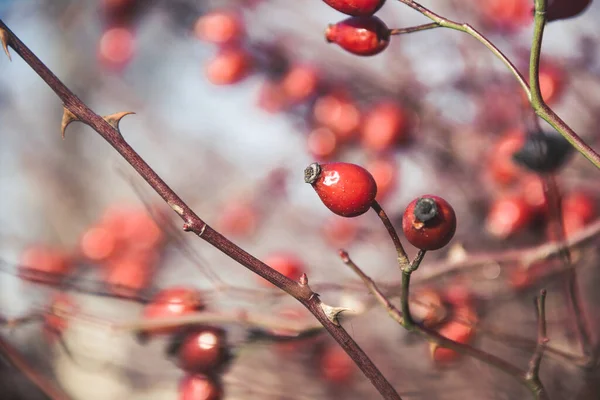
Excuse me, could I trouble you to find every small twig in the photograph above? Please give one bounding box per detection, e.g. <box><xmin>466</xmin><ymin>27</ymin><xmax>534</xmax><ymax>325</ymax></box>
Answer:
<box><xmin>371</xmin><ymin>201</ymin><xmax>410</xmax><ymax>270</ymax></box>
<box><xmin>389</xmin><ymin>22</ymin><xmax>440</xmax><ymax>36</ymax></box>
<box><xmin>0</xmin><ymin>334</ymin><xmax>72</xmax><ymax>400</ymax></box>
<box><xmin>340</xmin><ymin>251</ymin><xmax>548</xmax><ymax>399</ymax></box>
<box><xmin>395</xmin><ymin>0</ymin><xmax>529</xmax><ymax>96</ymax></box>
<box><xmin>525</xmin><ymin>290</ymin><xmax>549</xmax><ymax>399</ymax></box>
<box><xmin>339</xmin><ymin>250</ymin><xmax>404</xmax><ymax>326</ymax></box>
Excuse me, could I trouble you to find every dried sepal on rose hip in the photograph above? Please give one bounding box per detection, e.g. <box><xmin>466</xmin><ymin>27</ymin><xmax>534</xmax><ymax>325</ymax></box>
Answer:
<box><xmin>325</xmin><ymin>16</ymin><xmax>390</xmax><ymax>56</ymax></box>
<box><xmin>402</xmin><ymin>195</ymin><xmax>456</xmax><ymax>251</ymax></box>
<box><xmin>323</xmin><ymin>0</ymin><xmax>386</xmax><ymax>17</ymax></box>
<box><xmin>305</xmin><ymin>162</ymin><xmax>377</xmax><ymax>217</ymax></box>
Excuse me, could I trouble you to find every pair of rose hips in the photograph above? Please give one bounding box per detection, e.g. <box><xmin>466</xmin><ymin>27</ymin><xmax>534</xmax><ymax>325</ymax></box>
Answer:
<box><xmin>304</xmin><ymin>162</ymin><xmax>456</xmax><ymax>251</ymax></box>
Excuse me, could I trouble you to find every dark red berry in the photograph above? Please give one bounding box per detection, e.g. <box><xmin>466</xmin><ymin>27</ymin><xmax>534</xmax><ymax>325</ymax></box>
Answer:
<box><xmin>179</xmin><ymin>374</ymin><xmax>223</xmax><ymax>400</ymax></box>
<box><xmin>305</xmin><ymin>162</ymin><xmax>377</xmax><ymax>217</ymax></box>
<box><xmin>323</xmin><ymin>0</ymin><xmax>386</xmax><ymax>16</ymax></box>
<box><xmin>402</xmin><ymin>195</ymin><xmax>456</xmax><ymax>251</ymax></box>
<box><xmin>547</xmin><ymin>0</ymin><xmax>592</xmax><ymax>22</ymax></box>
<box><xmin>325</xmin><ymin>16</ymin><xmax>390</xmax><ymax>56</ymax></box>
<box><xmin>177</xmin><ymin>327</ymin><xmax>228</xmax><ymax>373</ymax></box>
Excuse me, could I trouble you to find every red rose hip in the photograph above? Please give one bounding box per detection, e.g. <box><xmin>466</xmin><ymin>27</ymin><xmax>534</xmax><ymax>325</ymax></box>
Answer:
<box><xmin>402</xmin><ymin>195</ymin><xmax>456</xmax><ymax>250</ymax></box>
<box><xmin>305</xmin><ymin>162</ymin><xmax>377</xmax><ymax>217</ymax></box>
<box><xmin>325</xmin><ymin>16</ymin><xmax>390</xmax><ymax>56</ymax></box>
<box><xmin>323</xmin><ymin>0</ymin><xmax>386</xmax><ymax>17</ymax></box>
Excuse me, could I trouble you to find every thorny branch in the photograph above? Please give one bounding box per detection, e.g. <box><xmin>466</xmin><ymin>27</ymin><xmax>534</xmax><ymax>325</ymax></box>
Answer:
<box><xmin>0</xmin><ymin>20</ymin><xmax>401</xmax><ymax>400</ymax></box>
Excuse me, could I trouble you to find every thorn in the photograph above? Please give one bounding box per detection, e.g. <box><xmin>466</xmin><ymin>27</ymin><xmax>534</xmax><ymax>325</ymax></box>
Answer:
<box><xmin>0</xmin><ymin>28</ymin><xmax>11</xmax><ymax>61</ymax></box>
<box><xmin>320</xmin><ymin>302</ymin><xmax>352</xmax><ymax>326</ymax></box>
<box><xmin>299</xmin><ymin>273</ymin><xmax>308</xmax><ymax>286</ymax></box>
<box><xmin>61</xmin><ymin>107</ymin><xmax>79</xmax><ymax>139</ymax></box>
<box><xmin>103</xmin><ymin>111</ymin><xmax>135</xmax><ymax>133</ymax></box>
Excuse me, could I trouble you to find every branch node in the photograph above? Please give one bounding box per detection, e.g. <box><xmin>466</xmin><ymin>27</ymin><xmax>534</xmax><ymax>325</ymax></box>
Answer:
<box><xmin>320</xmin><ymin>302</ymin><xmax>351</xmax><ymax>326</ymax></box>
<box><xmin>60</xmin><ymin>107</ymin><xmax>80</xmax><ymax>139</ymax></box>
<box><xmin>0</xmin><ymin>28</ymin><xmax>11</xmax><ymax>61</ymax></box>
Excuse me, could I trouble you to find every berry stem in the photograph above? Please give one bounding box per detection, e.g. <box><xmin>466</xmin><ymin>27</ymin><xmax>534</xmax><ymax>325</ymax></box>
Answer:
<box><xmin>339</xmin><ymin>250</ymin><xmax>548</xmax><ymax>399</ymax></box>
<box><xmin>528</xmin><ymin>0</ymin><xmax>600</xmax><ymax>169</ymax></box>
<box><xmin>371</xmin><ymin>201</ymin><xmax>410</xmax><ymax>270</ymax></box>
<box><xmin>389</xmin><ymin>22</ymin><xmax>439</xmax><ymax>36</ymax></box>
<box><xmin>395</xmin><ymin>0</ymin><xmax>529</xmax><ymax>96</ymax></box>
<box><xmin>0</xmin><ymin>20</ymin><xmax>403</xmax><ymax>400</ymax></box>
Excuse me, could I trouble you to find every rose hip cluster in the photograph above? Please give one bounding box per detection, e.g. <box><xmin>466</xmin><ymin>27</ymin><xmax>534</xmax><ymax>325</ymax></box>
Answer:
<box><xmin>305</xmin><ymin>162</ymin><xmax>457</xmax><ymax>252</ymax></box>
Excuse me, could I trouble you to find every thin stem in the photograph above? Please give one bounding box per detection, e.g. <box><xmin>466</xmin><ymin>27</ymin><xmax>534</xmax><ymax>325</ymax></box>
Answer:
<box><xmin>528</xmin><ymin>0</ymin><xmax>600</xmax><ymax>168</ymax></box>
<box><xmin>395</xmin><ymin>0</ymin><xmax>530</xmax><ymax>96</ymax></box>
<box><xmin>525</xmin><ymin>290</ymin><xmax>549</xmax><ymax>400</ymax></box>
<box><xmin>0</xmin><ymin>20</ymin><xmax>401</xmax><ymax>400</ymax></box>
<box><xmin>339</xmin><ymin>250</ymin><xmax>404</xmax><ymax>326</ymax></box>
<box><xmin>389</xmin><ymin>22</ymin><xmax>440</xmax><ymax>36</ymax></box>
<box><xmin>339</xmin><ymin>251</ymin><xmax>544</xmax><ymax>398</ymax></box>
<box><xmin>0</xmin><ymin>334</ymin><xmax>72</xmax><ymax>400</ymax></box>
<box><xmin>371</xmin><ymin>201</ymin><xmax>410</xmax><ymax>269</ymax></box>
<box><xmin>409</xmin><ymin>249</ymin><xmax>426</xmax><ymax>272</ymax></box>
<box><xmin>400</xmin><ymin>270</ymin><xmax>414</xmax><ymax>329</ymax></box>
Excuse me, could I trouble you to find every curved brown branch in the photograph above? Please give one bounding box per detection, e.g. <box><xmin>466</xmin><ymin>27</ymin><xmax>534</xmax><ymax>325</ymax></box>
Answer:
<box><xmin>0</xmin><ymin>20</ymin><xmax>401</xmax><ymax>400</ymax></box>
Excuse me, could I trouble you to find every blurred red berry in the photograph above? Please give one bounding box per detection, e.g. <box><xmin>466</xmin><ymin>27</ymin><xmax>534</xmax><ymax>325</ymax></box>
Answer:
<box><xmin>98</xmin><ymin>27</ymin><xmax>135</xmax><ymax>70</ymax></box>
<box><xmin>320</xmin><ymin>344</ymin><xmax>355</xmax><ymax>384</ymax></box>
<box><xmin>482</xmin><ymin>0</ymin><xmax>532</xmax><ymax>30</ymax></box>
<box><xmin>260</xmin><ymin>252</ymin><xmax>305</xmax><ymax>286</ymax></box>
<box><xmin>179</xmin><ymin>374</ymin><xmax>223</xmax><ymax>400</ymax></box>
<box><xmin>281</xmin><ymin>64</ymin><xmax>319</xmax><ymax>104</ymax></box>
<box><xmin>488</xmin><ymin>129</ymin><xmax>525</xmax><ymax>186</ymax></box>
<box><xmin>561</xmin><ymin>191</ymin><xmax>596</xmax><ymax>237</ymax></box>
<box><xmin>402</xmin><ymin>195</ymin><xmax>456</xmax><ymax>251</ymax></box>
<box><xmin>194</xmin><ymin>10</ymin><xmax>244</xmax><ymax>45</ymax></box>
<box><xmin>313</xmin><ymin>91</ymin><xmax>360</xmax><ymax>142</ymax></box>
<box><xmin>19</xmin><ymin>246</ymin><xmax>73</xmax><ymax>285</ymax></box>
<box><xmin>485</xmin><ymin>195</ymin><xmax>533</xmax><ymax>238</ymax></box>
<box><xmin>256</xmin><ymin>80</ymin><xmax>287</xmax><ymax>114</ymax></box>
<box><xmin>323</xmin><ymin>0</ymin><xmax>386</xmax><ymax>16</ymax></box>
<box><xmin>307</xmin><ymin>127</ymin><xmax>338</xmax><ymax>160</ymax></box>
<box><xmin>361</xmin><ymin>101</ymin><xmax>409</xmax><ymax>152</ymax></box>
<box><xmin>142</xmin><ymin>287</ymin><xmax>204</xmax><ymax>335</ymax></box>
<box><xmin>205</xmin><ymin>47</ymin><xmax>251</xmax><ymax>85</ymax></box>
<box><xmin>305</xmin><ymin>162</ymin><xmax>377</xmax><ymax>218</ymax></box>
<box><xmin>104</xmin><ymin>251</ymin><xmax>156</xmax><ymax>298</ymax></box>
<box><xmin>80</xmin><ymin>225</ymin><xmax>118</xmax><ymax>262</ymax></box>
<box><xmin>520</xmin><ymin>175</ymin><xmax>548</xmax><ymax>216</ymax></box>
<box><xmin>44</xmin><ymin>292</ymin><xmax>78</xmax><ymax>342</ymax></box>
<box><xmin>325</xmin><ymin>16</ymin><xmax>390</xmax><ymax>56</ymax></box>
<box><xmin>216</xmin><ymin>200</ymin><xmax>258</xmax><ymax>238</ymax></box>
<box><xmin>429</xmin><ymin>308</ymin><xmax>477</xmax><ymax>366</ymax></box>
<box><xmin>366</xmin><ymin>157</ymin><xmax>398</xmax><ymax>202</ymax></box>
<box><xmin>538</xmin><ymin>64</ymin><xmax>565</xmax><ymax>104</ymax></box>
<box><xmin>322</xmin><ymin>216</ymin><xmax>359</xmax><ymax>248</ymax></box>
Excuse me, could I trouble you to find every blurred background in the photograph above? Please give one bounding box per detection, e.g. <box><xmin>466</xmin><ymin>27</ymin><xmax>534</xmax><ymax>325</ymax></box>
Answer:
<box><xmin>1</xmin><ymin>0</ymin><xmax>600</xmax><ymax>399</ymax></box>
